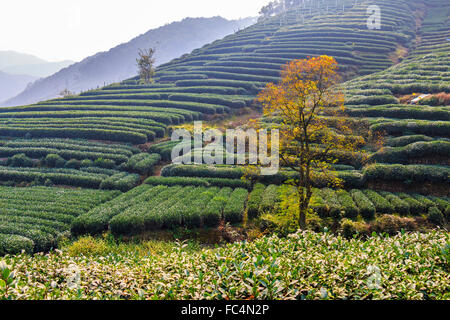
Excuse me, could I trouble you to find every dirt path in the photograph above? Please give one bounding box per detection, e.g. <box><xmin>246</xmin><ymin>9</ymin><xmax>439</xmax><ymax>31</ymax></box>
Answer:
<box><xmin>153</xmin><ymin>161</ymin><xmax>170</xmax><ymax>176</ymax></box>
<box><xmin>209</xmin><ymin>109</ymin><xmax>262</xmax><ymax>131</ymax></box>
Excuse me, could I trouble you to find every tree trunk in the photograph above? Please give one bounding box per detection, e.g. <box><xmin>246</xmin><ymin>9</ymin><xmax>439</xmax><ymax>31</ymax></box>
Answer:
<box><xmin>298</xmin><ymin>200</ymin><xmax>307</xmax><ymax>230</ymax></box>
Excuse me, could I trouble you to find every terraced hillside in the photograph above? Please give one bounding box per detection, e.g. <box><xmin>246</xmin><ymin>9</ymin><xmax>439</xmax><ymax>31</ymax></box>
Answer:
<box><xmin>0</xmin><ymin>0</ymin><xmax>448</xmax><ymax>253</ymax></box>
<box><xmin>0</xmin><ymin>187</ymin><xmax>119</xmax><ymax>254</ymax></box>
<box><xmin>411</xmin><ymin>0</ymin><xmax>450</xmax><ymax>56</ymax></box>
<box><xmin>0</xmin><ymin>138</ymin><xmax>163</xmax><ymax>190</ymax></box>
<box><xmin>0</xmin><ymin>0</ymin><xmax>423</xmax><ymax>148</ymax></box>
<box><xmin>340</xmin><ymin>0</ymin><xmax>449</xmax><ymax>194</ymax></box>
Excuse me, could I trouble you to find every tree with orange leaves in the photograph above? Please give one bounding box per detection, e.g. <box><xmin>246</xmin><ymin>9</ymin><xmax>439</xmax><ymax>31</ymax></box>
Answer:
<box><xmin>257</xmin><ymin>56</ymin><xmax>364</xmax><ymax>229</ymax></box>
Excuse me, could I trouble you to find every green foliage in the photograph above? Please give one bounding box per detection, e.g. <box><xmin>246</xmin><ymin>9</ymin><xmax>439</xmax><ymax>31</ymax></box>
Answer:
<box><xmin>94</xmin><ymin>158</ymin><xmax>116</xmax><ymax>169</ymax></box>
<box><xmin>397</xmin><ymin>193</ymin><xmax>427</xmax><ymax>215</ymax></box>
<box><xmin>2</xmin><ymin>231</ymin><xmax>449</xmax><ymax>299</ymax></box>
<box><xmin>0</xmin><ymin>234</ymin><xmax>34</xmax><ymax>256</ymax></box>
<box><xmin>126</xmin><ymin>153</ymin><xmax>161</xmax><ymax>175</ymax></box>
<box><xmin>99</xmin><ymin>173</ymin><xmax>140</xmax><ymax>192</ymax></box>
<box><xmin>0</xmin><ymin>186</ymin><xmax>119</xmax><ymax>253</ymax></box>
<box><xmin>363</xmin><ymin>190</ymin><xmax>394</xmax><ymax>214</ymax></box>
<box><xmin>74</xmin><ymin>184</ymin><xmax>249</xmax><ymax>236</ymax></box>
<box><xmin>340</xmin><ymin>219</ymin><xmax>370</xmax><ymax>238</ymax></box>
<box><xmin>350</xmin><ymin>190</ymin><xmax>375</xmax><ymax>220</ymax></box>
<box><xmin>223</xmin><ymin>188</ymin><xmax>248</xmax><ymax>224</ymax></box>
<box><xmin>336</xmin><ymin>190</ymin><xmax>359</xmax><ymax>219</ymax></box>
<box><xmin>144</xmin><ymin>176</ymin><xmax>251</xmax><ymax>189</ymax></box>
<box><xmin>346</xmin><ymin>95</ymin><xmax>399</xmax><ymax>105</ymax></box>
<box><xmin>8</xmin><ymin>153</ymin><xmax>33</xmax><ymax>168</ymax></box>
<box><xmin>204</xmin><ymin>188</ymin><xmax>232</xmax><ymax>227</ymax></box>
<box><xmin>259</xmin><ymin>185</ymin><xmax>280</xmax><ymax>214</ymax></box>
<box><xmin>320</xmin><ymin>188</ymin><xmax>342</xmax><ymax>219</ymax></box>
<box><xmin>379</xmin><ymin>192</ymin><xmax>410</xmax><ymax>216</ymax></box>
<box><xmin>65</xmin><ymin>159</ymin><xmax>81</xmax><ymax>170</ymax></box>
<box><xmin>385</xmin><ymin>135</ymin><xmax>434</xmax><ymax>148</ymax></box>
<box><xmin>363</xmin><ymin>164</ymin><xmax>449</xmax><ymax>185</ymax></box>
<box><xmin>72</xmin><ymin>185</ymin><xmax>152</xmax><ymax>235</ymax></box>
<box><xmin>371</xmin><ymin>142</ymin><xmax>450</xmax><ymax>164</ymax></box>
<box><xmin>428</xmin><ymin>206</ymin><xmax>444</xmax><ymax>225</ymax></box>
<box><xmin>44</xmin><ymin>154</ymin><xmax>66</xmax><ymax>168</ymax></box>
<box><xmin>247</xmin><ymin>183</ymin><xmax>266</xmax><ymax>219</ymax></box>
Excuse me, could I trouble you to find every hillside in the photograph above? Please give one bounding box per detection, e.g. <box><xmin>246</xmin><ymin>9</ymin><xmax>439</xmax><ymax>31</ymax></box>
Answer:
<box><xmin>0</xmin><ymin>0</ymin><xmax>448</xmax><ymax>256</ymax></box>
<box><xmin>0</xmin><ymin>0</ymin><xmax>424</xmax><ymax>145</ymax></box>
<box><xmin>2</xmin><ymin>17</ymin><xmax>256</xmax><ymax>107</ymax></box>
<box><xmin>339</xmin><ymin>1</ymin><xmax>449</xmax><ymax>194</ymax></box>
<box><xmin>0</xmin><ymin>50</ymin><xmax>73</xmax><ymax>78</ymax></box>
<box><xmin>0</xmin><ymin>51</ymin><xmax>72</xmax><ymax>103</ymax></box>
<box><xmin>0</xmin><ymin>71</ymin><xmax>37</xmax><ymax>103</ymax></box>
<box><xmin>0</xmin><ymin>51</ymin><xmax>47</xmax><ymax>70</ymax></box>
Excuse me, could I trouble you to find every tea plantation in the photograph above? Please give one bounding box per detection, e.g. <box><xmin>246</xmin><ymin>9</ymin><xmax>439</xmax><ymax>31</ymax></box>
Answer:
<box><xmin>0</xmin><ymin>186</ymin><xmax>119</xmax><ymax>254</ymax></box>
<box><xmin>0</xmin><ymin>0</ymin><xmax>448</xmax><ymax>259</ymax></box>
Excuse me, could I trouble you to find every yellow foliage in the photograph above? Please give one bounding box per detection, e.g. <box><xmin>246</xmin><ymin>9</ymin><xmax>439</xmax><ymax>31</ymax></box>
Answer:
<box><xmin>255</xmin><ymin>56</ymin><xmax>363</xmax><ymax>229</ymax></box>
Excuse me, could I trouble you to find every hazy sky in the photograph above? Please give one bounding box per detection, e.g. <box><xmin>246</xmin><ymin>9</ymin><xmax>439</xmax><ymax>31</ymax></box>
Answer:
<box><xmin>0</xmin><ymin>0</ymin><xmax>270</xmax><ymax>62</ymax></box>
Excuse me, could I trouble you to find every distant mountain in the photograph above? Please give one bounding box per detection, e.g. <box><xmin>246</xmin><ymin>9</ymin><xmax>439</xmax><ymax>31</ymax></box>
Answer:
<box><xmin>0</xmin><ymin>51</ymin><xmax>47</xmax><ymax>70</ymax></box>
<box><xmin>2</xmin><ymin>60</ymin><xmax>74</xmax><ymax>78</ymax></box>
<box><xmin>3</xmin><ymin>16</ymin><xmax>256</xmax><ymax>107</ymax></box>
<box><xmin>0</xmin><ymin>51</ymin><xmax>74</xmax><ymax>78</ymax></box>
<box><xmin>0</xmin><ymin>71</ymin><xmax>37</xmax><ymax>104</ymax></box>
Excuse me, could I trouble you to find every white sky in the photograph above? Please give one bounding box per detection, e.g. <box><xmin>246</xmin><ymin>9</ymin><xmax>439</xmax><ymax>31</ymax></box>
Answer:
<box><xmin>0</xmin><ymin>0</ymin><xmax>270</xmax><ymax>62</ymax></box>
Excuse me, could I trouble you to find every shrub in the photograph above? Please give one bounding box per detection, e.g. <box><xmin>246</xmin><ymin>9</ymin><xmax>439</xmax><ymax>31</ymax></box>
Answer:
<box><xmin>94</xmin><ymin>158</ymin><xmax>116</xmax><ymax>169</ymax></box>
<box><xmin>259</xmin><ymin>185</ymin><xmax>280</xmax><ymax>214</ymax></box>
<box><xmin>336</xmin><ymin>190</ymin><xmax>359</xmax><ymax>219</ymax></box>
<box><xmin>247</xmin><ymin>184</ymin><xmax>266</xmax><ymax>219</ymax></box>
<box><xmin>428</xmin><ymin>196</ymin><xmax>450</xmax><ymax>213</ymax></box>
<box><xmin>204</xmin><ymin>188</ymin><xmax>232</xmax><ymax>227</ymax></box>
<box><xmin>0</xmin><ymin>234</ymin><xmax>34</xmax><ymax>255</ymax></box>
<box><xmin>162</xmin><ymin>164</ymin><xmax>244</xmax><ymax>180</ymax></box>
<box><xmin>341</xmin><ymin>219</ymin><xmax>370</xmax><ymax>238</ymax></box>
<box><xmin>310</xmin><ymin>190</ymin><xmax>328</xmax><ymax>217</ymax></box>
<box><xmin>350</xmin><ymin>190</ymin><xmax>375</xmax><ymax>220</ymax></box>
<box><xmin>397</xmin><ymin>193</ymin><xmax>427</xmax><ymax>215</ymax></box>
<box><xmin>371</xmin><ymin>142</ymin><xmax>450</xmax><ymax>164</ymax></box>
<box><xmin>379</xmin><ymin>192</ymin><xmax>410</xmax><ymax>216</ymax></box>
<box><xmin>80</xmin><ymin>159</ymin><xmax>93</xmax><ymax>167</ymax></box>
<box><xmin>144</xmin><ymin>176</ymin><xmax>250</xmax><ymax>189</ymax></box>
<box><xmin>128</xmin><ymin>153</ymin><xmax>161</xmax><ymax>175</ymax></box>
<box><xmin>223</xmin><ymin>188</ymin><xmax>248</xmax><ymax>224</ymax></box>
<box><xmin>72</xmin><ymin>185</ymin><xmax>153</xmax><ymax>235</ymax></box>
<box><xmin>100</xmin><ymin>173</ymin><xmax>140</xmax><ymax>192</ymax></box>
<box><xmin>8</xmin><ymin>153</ymin><xmax>33</xmax><ymax>167</ymax></box>
<box><xmin>412</xmin><ymin>194</ymin><xmax>437</xmax><ymax>211</ymax></box>
<box><xmin>370</xmin><ymin>121</ymin><xmax>450</xmax><ymax>137</ymax></box>
<box><xmin>65</xmin><ymin>159</ymin><xmax>81</xmax><ymax>170</ymax></box>
<box><xmin>363</xmin><ymin>190</ymin><xmax>394</xmax><ymax>214</ymax></box>
<box><xmin>44</xmin><ymin>154</ymin><xmax>66</xmax><ymax>168</ymax></box>
<box><xmin>363</xmin><ymin>164</ymin><xmax>449</xmax><ymax>184</ymax></box>
<box><xmin>321</xmin><ymin>188</ymin><xmax>342</xmax><ymax>219</ymax></box>
<box><xmin>67</xmin><ymin>236</ymin><xmax>109</xmax><ymax>257</ymax></box>
<box><xmin>386</xmin><ymin>135</ymin><xmax>433</xmax><ymax>147</ymax></box>
<box><xmin>428</xmin><ymin>207</ymin><xmax>444</xmax><ymax>225</ymax></box>
<box><xmin>372</xmin><ymin>215</ymin><xmax>418</xmax><ymax>235</ymax></box>
<box><xmin>346</xmin><ymin>95</ymin><xmax>399</xmax><ymax>105</ymax></box>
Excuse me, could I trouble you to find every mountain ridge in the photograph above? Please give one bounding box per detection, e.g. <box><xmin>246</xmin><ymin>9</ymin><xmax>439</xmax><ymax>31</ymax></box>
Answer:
<box><xmin>0</xmin><ymin>71</ymin><xmax>38</xmax><ymax>103</ymax></box>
